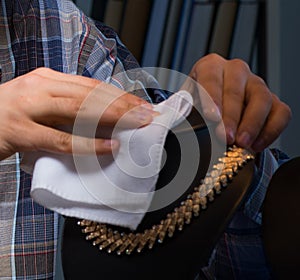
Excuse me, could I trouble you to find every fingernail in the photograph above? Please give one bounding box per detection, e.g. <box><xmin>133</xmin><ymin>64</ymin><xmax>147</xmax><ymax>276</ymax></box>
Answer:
<box><xmin>140</xmin><ymin>103</ymin><xmax>154</xmax><ymax>110</ymax></box>
<box><xmin>226</xmin><ymin>128</ymin><xmax>235</xmax><ymax>144</ymax></box>
<box><xmin>237</xmin><ymin>131</ymin><xmax>252</xmax><ymax>148</ymax></box>
<box><xmin>140</xmin><ymin>104</ymin><xmax>159</xmax><ymax>117</ymax></box>
<box><xmin>104</xmin><ymin>139</ymin><xmax>118</xmax><ymax>149</ymax></box>
<box><xmin>152</xmin><ymin>110</ymin><xmax>160</xmax><ymax>117</ymax></box>
<box><xmin>135</xmin><ymin>109</ymin><xmax>154</xmax><ymax>123</ymax></box>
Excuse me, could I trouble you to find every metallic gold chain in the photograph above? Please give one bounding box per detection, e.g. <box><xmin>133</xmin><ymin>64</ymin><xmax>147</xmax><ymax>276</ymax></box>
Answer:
<box><xmin>78</xmin><ymin>145</ymin><xmax>254</xmax><ymax>255</ymax></box>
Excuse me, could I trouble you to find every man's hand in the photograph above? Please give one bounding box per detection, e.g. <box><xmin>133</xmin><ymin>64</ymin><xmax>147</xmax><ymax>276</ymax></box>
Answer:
<box><xmin>0</xmin><ymin>68</ymin><xmax>155</xmax><ymax>160</ymax></box>
<box><xmin>189</xmin><ymin>53</ymin><xmax>292</xmax><ymax>152</ymax></box>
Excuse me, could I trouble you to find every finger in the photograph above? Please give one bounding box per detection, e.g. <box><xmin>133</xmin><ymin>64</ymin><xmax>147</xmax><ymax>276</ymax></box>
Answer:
<box><xmin>31</xmin><ymin>67</ymin><xmax>101</xmax><ymax>88</ymax></box>
<box><xmin>32</xmin><ymin>67</ymin><xmax>152</xmax><ymax>107</ymax></box>
<box><xmin>32</xmin><ymin>95</ymin><xmax>155</xmax><ymax>129</ymax></box>
<box><xmin>190</xmin><ymin>54</ymin><xmax>225</xmax><ymax>121</ymax></box>
<box><xmin>70</xmin><ymin>83</ymin><xmax>156</xmax><ymax>128</ymax></box>
<box><xmin>89</xmin><ymin>82</ymin><xmax>154</xmax><ymax>110</ymax></box>
<box><xmin>235</xmin><ymin>75</ymin><xmax>273</xmax><ymax>149</ymax></box>
<box><xmin>30</xmin><ymin>123</ymin><xmax>120</xmax><ymax>155</ymax></box>
<box><xmin>222</xmin><ymin>59</ymin><xmax>250</xmax><ymax>144</ymax></box>
<box><xmin>180</xmin><ymin>76</ymin><xmax>221</xmax><ymax>124</ymax></box>
<box><xmin>251</xmin><ymin>95</ymin><xmax>292</xmax><ymax>152</ymax></box>
<box><xmin>22</xmin><ymin>75</ymin><xmax>156</xmax><ymax>127</ymax></box>
<box><xmin>36</xmin><ymin>69</ymin><xmax>156</xmax><ymax>121</ymax></box>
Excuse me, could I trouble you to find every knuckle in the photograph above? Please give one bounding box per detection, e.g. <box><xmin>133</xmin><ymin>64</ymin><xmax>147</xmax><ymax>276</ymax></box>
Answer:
<box><xmin>192</xmin><ymin>53</ymin><xmax>223</xmax><ymax>74</ymax></box>
<box><xmin>278</xmin><ymin>99</ymin><xmax>292</xmax><ymax>121</ymax></box>
<box><xmin>254</xmin><ymin>75</ymin><xmax>267</xmax><ymax>87</ymax></box>
<box><xmin>284</xmin><ymin>104</ymin><xmax>292</xmax><ymax>121</ymax></box>
<box><xmin>229</xmin><ymin>58</ymin><xmax>250</xmax><ymax>72</ymax></box>
<box><xmin>113</xmin><ymin>106</ymin><xmax>126</xmax><ymax>119</ymax></box>
<box><xmin>54</xmin><ymin>98</ymin><xmax>83</xmax><ymax>120</ymax></box>
<box><xmin>32</xmin><ymin>67</ymin><xmax>53</xmax><ymax>76</ymax></box>
<box><xmin>204</xmin><ymin>53</ymin><xmax>224</xmax><ymax>63</ymax></box>
<box><xmin>83</xmin><ymin>138</ymin><xmax>95</xmax><ymax>152</ymax></box>
<box><xmin>67</xmin><ymin>98</ymin><xmax>82</xmax><ymax>115</ymax></box>
<box><xmin>89</xmin><ymin>78</ymin><xmax>102</xmax><ymax>88</ymax></box>
<box><xmin>56</xmin><ymin>133</ymin><xmax>72</xmax><ymax>153</ymax></box>
<box><xmin>94</xmin><ymin>80</ymin><xmax>111</xmax><ymax>92</ymax></box>
<box><xmin>18</xmin><ymin>73</ymin><xmax>42</xmax><ymax>88</ymax></box>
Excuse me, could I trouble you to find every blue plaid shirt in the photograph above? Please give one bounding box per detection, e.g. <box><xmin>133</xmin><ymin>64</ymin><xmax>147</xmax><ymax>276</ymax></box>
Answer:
<box><xmin>0</xmin><ymin>1</ymin><xmax>286</xmax><ymax>279</ymax></box>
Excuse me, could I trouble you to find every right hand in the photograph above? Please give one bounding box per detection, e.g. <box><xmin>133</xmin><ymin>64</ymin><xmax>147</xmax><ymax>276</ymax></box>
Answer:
<box><xmin>187</xmin><ymin>54</ymin><xmax>291</xmax><ymax>152</ymax></box>
<box><xmin>0</xmin><ymin>68</ymin><xmax>155</xmax><ymax>160</ymax></box>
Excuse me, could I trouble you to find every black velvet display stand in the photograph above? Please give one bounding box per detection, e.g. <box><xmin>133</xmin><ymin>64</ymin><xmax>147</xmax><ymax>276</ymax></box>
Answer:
<box><xmin>262</xmin><ymin>156</ymin><xmax>300</xmax><ymax>279</ymax></box>
<box><xmin>61</xmin><ymin>109</ymin><xmax>255</xmax><ymax>280</ymax></box>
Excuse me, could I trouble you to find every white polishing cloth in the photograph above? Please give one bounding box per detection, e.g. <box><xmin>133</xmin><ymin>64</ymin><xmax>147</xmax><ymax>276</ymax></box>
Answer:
<box><xmin>21</xmin><ymin>90</ymin><xmax>193</xmax><ymax>230</ymax></box>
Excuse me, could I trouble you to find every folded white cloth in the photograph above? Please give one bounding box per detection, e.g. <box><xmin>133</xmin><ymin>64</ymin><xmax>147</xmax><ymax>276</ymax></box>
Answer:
<box><xmin>21</xmin><ymin>90</ymin><xmax>193</xmax><ymax>230</ymax></box>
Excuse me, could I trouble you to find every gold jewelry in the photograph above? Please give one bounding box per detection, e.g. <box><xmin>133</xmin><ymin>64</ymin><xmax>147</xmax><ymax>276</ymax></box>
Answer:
<box><xmin>78</xmin><ymin>146</ymin><xmax>254</xmax><ymax>255</ymax></box>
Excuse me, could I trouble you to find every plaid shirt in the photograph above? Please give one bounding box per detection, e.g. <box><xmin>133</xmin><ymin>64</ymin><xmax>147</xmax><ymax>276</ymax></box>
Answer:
<box><xmin>0</xmin><ymin>0</ymin><xmax>286</xmax><ymax>279</ymax></box>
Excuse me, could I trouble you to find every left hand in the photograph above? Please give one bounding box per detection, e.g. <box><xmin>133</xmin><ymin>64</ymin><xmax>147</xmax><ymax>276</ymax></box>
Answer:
<box><xmin>188</xmin><ymin>53</ymin><xmax>291</xmax><ymax>152</ymax></box>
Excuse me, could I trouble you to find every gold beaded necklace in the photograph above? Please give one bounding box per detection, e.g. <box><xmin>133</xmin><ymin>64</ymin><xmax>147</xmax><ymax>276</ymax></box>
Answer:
<box><xmin>78</xmin><ymin>145</ymin><xmax>254</xmax><ymax>255</ymax></box>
